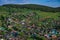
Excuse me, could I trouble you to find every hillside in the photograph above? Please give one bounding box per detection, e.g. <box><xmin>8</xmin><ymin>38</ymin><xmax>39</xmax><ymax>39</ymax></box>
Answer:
<box><xmin>0</xmin><ymin>4</ymin><xmax>60</xmax><ymax>19</ymax></box>
<box><xmin>0</xmin><ymin>4</ymin><xmax>60</xmax><ymax>40</ymax></box>
<box><xmin>2</xmin><ymin>4</ymin><xmax>60</xmax><ymax>12</ymax></box>
<box><xmin>0</xmin><ymin>4</ymin><xmax>60</xmax><ymax>26</ymax></box>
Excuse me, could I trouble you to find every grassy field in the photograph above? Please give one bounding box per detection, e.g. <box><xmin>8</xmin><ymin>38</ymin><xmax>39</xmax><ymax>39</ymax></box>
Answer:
<box><xmin>0</xmin><ymin>5</ymin><xmax>60</xmax><ymax>40</ymax></box>
<box><xmin>0</xmin><ymin>7</ymin><xmax>60</xmax><ymax>18</ymax></box>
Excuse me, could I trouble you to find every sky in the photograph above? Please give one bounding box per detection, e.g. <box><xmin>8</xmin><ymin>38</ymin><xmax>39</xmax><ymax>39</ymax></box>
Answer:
<box><xmin>0</xmin><ymin>0</ymin><xmax>60</xmax><ymax>7</ymax></box>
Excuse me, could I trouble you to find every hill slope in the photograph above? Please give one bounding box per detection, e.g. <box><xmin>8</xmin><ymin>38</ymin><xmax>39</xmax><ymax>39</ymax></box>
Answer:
<box><xmin>0</xmin><ymin>4</ymin><xmax>60</xmax><ymax>20</ymax></box>
<box><xmin>2</xmin><ymin>4</ymin><xmax>60</xmax><ymax>12</ymax></box>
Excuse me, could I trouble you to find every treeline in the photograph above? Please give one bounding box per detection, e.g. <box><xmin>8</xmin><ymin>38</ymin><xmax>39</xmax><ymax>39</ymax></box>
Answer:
<box><xmin>2</xmin><ymin>4</ymin><xmax>60</xmax><ymax>12</ymax></box>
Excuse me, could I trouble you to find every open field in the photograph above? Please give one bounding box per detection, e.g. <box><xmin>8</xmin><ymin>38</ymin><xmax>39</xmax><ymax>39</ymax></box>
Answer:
<box><xmin>0</xmin><ymin>4</ymin><xmax>60</xmax><ymax>40</ymax></box>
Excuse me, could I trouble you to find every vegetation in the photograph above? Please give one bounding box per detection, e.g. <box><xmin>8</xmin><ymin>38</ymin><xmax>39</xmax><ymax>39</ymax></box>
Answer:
<box><xmin>0</xmin><ymin>4</ymin><xmax>60</xmax><ymax>40</ymax></box>
<box><xmin>3</xmin><ymin>4</ymin><xmax>60</xmax><ymax>12</ymax></box>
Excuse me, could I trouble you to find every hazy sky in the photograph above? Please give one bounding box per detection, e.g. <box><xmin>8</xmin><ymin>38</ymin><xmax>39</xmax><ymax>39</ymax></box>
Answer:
<box><xmin>0</xmin><ymin>0</ymin><xmax>60</xmax><ymax>7</ymax></box>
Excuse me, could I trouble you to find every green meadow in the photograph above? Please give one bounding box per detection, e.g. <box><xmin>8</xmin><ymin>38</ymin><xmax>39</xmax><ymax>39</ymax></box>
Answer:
<box><xmin>0</xmin><ymin>4</ymin><xmax>60</xmax><ymax>40</ymax></box>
